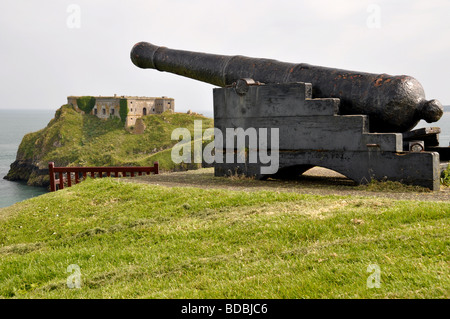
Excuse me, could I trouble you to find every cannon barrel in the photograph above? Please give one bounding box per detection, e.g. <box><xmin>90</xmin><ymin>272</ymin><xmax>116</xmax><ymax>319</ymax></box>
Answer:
<box><xmin>130</xmin><ymin>41</ymin><xmax>443</xmax><ymax>133</ymax></box>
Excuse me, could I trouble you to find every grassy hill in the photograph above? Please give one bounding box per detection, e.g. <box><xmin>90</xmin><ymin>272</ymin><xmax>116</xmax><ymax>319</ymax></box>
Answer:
<box><xmin>1</xmin><ymin>104</ymin><xmax>448</xmax><ymax>299</ymax></box>
<box><xmin>4</xmin><ymin>104</ymin><xmax>213</xmax><ymax>187</ymax></box>
<box><xmin>0</xmin><ymin>177</ymin><xmax>448</xmax><ymax>298</ymax></box>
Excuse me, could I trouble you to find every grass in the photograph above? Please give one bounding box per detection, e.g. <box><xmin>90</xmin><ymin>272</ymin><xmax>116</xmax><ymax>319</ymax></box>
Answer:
<box><xmin>441</xmin><ymin>164</ymin><xmax>450</xmax><ymax>187</ymax></box>
<box><xmin>361</xmin><ymin>179</ymin><xmax>432</xmax><ymax>193</ymax></box>
<box><xmin>0</xmin><ymin>177</ymin><xmax>448</xmax><ymax>299</ymax></box>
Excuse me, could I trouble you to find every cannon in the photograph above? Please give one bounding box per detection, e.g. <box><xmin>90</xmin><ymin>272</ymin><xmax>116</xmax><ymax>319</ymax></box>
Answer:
<box><xmin>130</xmin><ymin>41</ymin><xmax>449</xmax><ymax>190</ymax></box>
<box><xmin>130</xmin><ymin>41</ymin><xmax>443</xmax><ymax>133</ymax></box>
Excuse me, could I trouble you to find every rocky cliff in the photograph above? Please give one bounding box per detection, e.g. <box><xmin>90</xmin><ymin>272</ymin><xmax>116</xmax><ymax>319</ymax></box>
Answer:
<box><xmin>4</xmin><ymin>104</ymin><xmax>213</xmax><ymax>187</ymax></box>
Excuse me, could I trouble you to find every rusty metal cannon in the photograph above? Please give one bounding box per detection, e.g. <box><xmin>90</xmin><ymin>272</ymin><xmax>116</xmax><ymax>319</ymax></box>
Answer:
<box><xmin>130</xmin><ymin>41</ymin><xmax>449</xmax><ymax>190</ymax></box>
<box><xmin>130</xmin><ymin>41</ymin><xmax>443</xmax><ymax>133</ymax></box>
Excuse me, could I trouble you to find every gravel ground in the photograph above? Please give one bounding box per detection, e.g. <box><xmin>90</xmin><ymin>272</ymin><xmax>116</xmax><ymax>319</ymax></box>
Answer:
<box><xmin>126</xmin><ymin>167</ymin><xmax>450</xmax><ymax>202</ymax></box>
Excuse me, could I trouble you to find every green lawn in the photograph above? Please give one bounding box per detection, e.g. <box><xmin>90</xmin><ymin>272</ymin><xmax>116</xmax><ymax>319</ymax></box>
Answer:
<box><xmin>0</xmin><ymin>178</ymin><xmax>448</xmax><ymax>298</ymax></box>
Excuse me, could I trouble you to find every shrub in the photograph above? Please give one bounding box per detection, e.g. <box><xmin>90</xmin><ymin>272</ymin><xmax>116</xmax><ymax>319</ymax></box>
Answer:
<box><xmin>76</xmin><ymin>96</ymin><xmax>96</xmax><ymax>114</ymax></box>
<box><xmin>119</xmin><ymin>99</ymin><xmax>128</xmax><ymax>125</ymax></box>
<box><xmin>441</xmin><ymin>164</ymin><xmax>450</xmax><ymax>186</ymax></box>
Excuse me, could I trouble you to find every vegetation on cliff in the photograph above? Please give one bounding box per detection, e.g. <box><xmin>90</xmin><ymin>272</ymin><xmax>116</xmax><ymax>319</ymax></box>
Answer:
<box><xmin>76</xmin><ymin>96</ymin><xmax>96</xmax><ymax>114</ymax></box>
<box><xmin>119</xmin><ymin>99</ymin><xmax>128</xmax><ymax>126</ymax></box>
<box><xmin>5</xmin><ymin>104</ymin><xmax>213</xmax><ymax>187</ymax></box>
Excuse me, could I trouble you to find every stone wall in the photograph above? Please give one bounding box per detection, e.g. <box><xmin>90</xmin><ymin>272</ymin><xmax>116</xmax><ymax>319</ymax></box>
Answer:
<box><xmin>126</xmin><ymin>98</ymin><xmax>155</xmax><ymax>127</ymax></box>
<box><xmin>67</xmin><ymin>95</ymin><xmax>175</xmax><ymax>127</ymax></box>
<box><xmin>126</xmin><ymin>97</ymin><xmax>175</xmax><ymax>126</ymax></box>
<box><xmin>95</xmin><ymin>98</ymin><xmax>120</xmax><ymax>119</ymax></box>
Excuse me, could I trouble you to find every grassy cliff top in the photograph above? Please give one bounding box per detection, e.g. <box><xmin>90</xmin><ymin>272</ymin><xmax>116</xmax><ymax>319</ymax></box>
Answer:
<box><xmin>0</xmin><ymin>177</ymin><xmax>448</xmax><ymax>298</ymax></box>
<box><xmin>8</xmin><ymin>105</ymin><xmax>213</xmax><ymax>186</ymax></box>
<box><xmin>19</xmin><ymin>104</ymin><xmax>213</xmax><ymax>168</ymax></box>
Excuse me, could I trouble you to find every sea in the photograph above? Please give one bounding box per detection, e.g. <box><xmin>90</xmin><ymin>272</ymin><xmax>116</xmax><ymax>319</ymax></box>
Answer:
<box><xmin>0</xmin><ymin>107</ymin><xmax>449</xmax><ymax>208</ymax></box>
<box><xmin>0</xmin><ymin>110</ymin><xmax>55</xmax><ymax>208</ymax></box>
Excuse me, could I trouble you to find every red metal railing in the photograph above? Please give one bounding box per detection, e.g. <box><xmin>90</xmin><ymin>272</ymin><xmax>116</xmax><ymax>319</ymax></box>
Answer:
<box><xmin>48</xmin><ymin>162</ymin><xmax>159</xmax><ymax>192</ymax></box>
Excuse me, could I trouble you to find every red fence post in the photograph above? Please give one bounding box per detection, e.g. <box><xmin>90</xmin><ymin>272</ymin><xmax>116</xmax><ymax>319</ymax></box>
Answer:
<box><xmin>49</xmin><ymin>163</ymin><xmax>160</xmax><ymax>192</ymax></box>
<box><xmin>49</xmin><ymin>162</ymin><xmax>56</xmax><ymax>192</ymax></box>
<box><xmin>59</xmin><ymin>172</ymin><xmax>64</xmax><ymax>190</ymax></box>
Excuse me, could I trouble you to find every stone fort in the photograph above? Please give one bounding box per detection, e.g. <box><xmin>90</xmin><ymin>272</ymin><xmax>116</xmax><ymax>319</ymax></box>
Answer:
<box><xmin>67</xmin><ymin>95</ymin><xmax>174</xmax><ymax>127</ymax></box>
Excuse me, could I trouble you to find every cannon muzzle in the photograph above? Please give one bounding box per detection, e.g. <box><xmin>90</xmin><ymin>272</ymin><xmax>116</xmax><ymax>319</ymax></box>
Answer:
<box><xmin>131</xmin><ymin>41</ymin><xmax>443</xmax><ymax>133</ymax></box>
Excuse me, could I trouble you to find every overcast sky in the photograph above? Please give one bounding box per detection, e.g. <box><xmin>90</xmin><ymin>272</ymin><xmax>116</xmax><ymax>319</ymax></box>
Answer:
<box><xmin>1</xmin><ymin>0</ymin><xmax>449</xmax><ymax>115</ymax></box>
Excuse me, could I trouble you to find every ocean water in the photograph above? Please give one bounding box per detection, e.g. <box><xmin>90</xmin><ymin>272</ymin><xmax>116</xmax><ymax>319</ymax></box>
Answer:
<box><xmin>0</xmin><ymin>108</ymin><xmax>449</xmax><ymax>208</ymax></box>
<box><xmin>415</xmin><ymin>107</ymin><xmax>450</xmax><ymax>147</ymax></box>
<box><xmin>0</xmin><ymin>109</ymin><xmax>54</xmax><ymax>208</ymax></box>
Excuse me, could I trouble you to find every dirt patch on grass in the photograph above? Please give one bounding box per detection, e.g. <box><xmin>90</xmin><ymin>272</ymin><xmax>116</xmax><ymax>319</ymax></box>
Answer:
<box><xmin>124</xmin><ymin>167</ymin><xmax>450</xmax><ymax>202</ymax></box>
